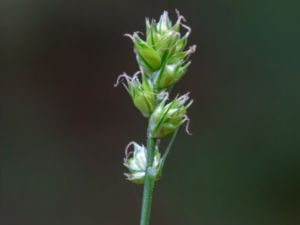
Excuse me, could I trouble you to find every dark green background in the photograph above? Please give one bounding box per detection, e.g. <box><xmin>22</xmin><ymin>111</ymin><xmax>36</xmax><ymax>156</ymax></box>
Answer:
<box><xmin>1</xmin><ymin>0</ymin><xmax>300</xmax><ymax>225</ymax></box>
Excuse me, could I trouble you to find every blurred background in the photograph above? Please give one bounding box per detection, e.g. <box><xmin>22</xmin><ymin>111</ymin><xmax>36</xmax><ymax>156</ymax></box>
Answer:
<box><xmin>1</xmin><ymin>0</ymin><xmax>300</xmax><ymax>225</ymax></box>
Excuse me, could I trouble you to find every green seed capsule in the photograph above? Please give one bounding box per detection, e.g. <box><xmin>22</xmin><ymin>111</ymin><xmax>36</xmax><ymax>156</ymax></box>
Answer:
<box><xmin>154</xmin><ymin>61</ymin><xmax>191</xmax><ymax>90</ymax></box>
<box><xmin>132</xmin><ymin>34</ymin><xmax>161</xmax><ymax>71</ymax></box>
<box><xmin>149</xmin><ymin>93</ymin><xmax>193</xmax><ymax>138</ymax></box>
<box><xmin>118</xmin><ymin>73</ymin><xmax>156</xmax><ymax>117</ymax></box>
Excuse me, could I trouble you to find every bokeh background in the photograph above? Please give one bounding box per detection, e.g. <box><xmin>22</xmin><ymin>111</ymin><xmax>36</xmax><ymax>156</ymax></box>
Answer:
<box><xmin>1</xmin><ymin>0</ymin><xmax>300</xmax><ymax>225</ymax></box>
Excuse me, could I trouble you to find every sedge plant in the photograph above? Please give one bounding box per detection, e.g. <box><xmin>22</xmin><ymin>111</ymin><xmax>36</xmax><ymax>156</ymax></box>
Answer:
<box><xmin>115</xmin><ymin>10</ymin><xmax>196</xmax><ymax>225</ymax></box>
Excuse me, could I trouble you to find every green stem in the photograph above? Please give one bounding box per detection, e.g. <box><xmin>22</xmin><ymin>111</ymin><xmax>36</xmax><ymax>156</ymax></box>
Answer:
<box><xmin>161</xmin><ymin>128</ymin><xmax>178</xmax><ymax>165</ymax></box>
<box><xmin>139</xmin><ymin>127</ymin><xmax>156</xmax><ymax>225</ymax></box>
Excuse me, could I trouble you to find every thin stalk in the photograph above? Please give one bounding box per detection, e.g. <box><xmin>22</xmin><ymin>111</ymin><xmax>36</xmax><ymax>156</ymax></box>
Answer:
<box><xmin>139</xmin><ymin>126</ymin><xmax>156</xmax><ymax>225</ymax></box>
<box><xmin>161</xmin><ymin>128</ymin><xmax>179</xmax><ymax>165</ymax></box>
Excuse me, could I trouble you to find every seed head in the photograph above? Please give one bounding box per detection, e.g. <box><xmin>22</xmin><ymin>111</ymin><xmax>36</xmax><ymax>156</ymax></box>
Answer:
<box><xmin>123</xmin><ymin>142</ymin><xmax>161</xmax><ymax>184</ymax></box>
<box><xmin>149</xmin><ymin>93</ymin><xmax>193</xmax><ymax>138</ymax></box>
<box><xmin>115</xmin><ymin>72</ymin><xmax>156</xmax><ymax>117</ymax></box>
<box><xmin>125</xmin><ymin>10</ymin><xmax>196</xmax><ymax>89</ymax></box>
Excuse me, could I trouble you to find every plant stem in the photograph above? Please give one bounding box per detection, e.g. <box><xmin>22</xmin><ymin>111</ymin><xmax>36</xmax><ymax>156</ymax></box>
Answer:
<box><xmin>161</xmin><ymin>128</ymin><xmax>178</xmax><ymax>165</ymax></box>
<box><xmin>139</xmin><ymin>126</ymin><xmax>156</xmax><ymax>225</ymax></box>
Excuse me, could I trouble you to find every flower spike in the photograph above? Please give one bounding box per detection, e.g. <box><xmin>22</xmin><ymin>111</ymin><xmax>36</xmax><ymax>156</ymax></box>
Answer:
<box><xmin>117</xmin><ymin>10</ymin><xmax>197</xmax><ymax>225</ymax></box>
<box><xmin>117</xmin><ymin>10</ymin><xmax>195</xmax><ymax>188</ymax></box>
